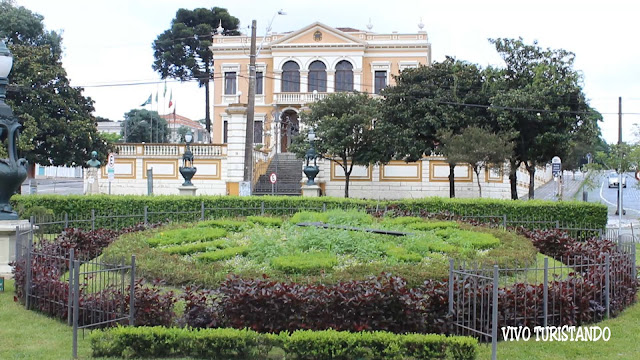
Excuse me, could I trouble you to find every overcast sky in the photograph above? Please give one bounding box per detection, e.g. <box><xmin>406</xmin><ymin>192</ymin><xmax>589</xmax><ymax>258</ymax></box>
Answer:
<box><xmin>15</xmin><ymin>0</ymin><xmax>640</xmax><ymax>144</ymax></box>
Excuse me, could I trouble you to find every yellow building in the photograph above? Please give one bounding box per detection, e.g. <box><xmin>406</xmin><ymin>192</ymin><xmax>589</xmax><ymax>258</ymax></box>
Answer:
<box><xmin>211</xmin><ymin>21</ymin><xmax>431</xmax><ymax>147</ymax></box>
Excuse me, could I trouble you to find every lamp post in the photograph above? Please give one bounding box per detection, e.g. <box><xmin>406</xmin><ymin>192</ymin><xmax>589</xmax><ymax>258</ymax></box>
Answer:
<box><xmin>0</xmin><ymin>39</ymin><xmax>28</xmax><ymax>220</ymax></box>
<box><xmin>179</xmin><ymin>131</ymin><xmax>197</xmax><ymax>187</ymax></box>
<box><xmin>303</xmin><ymin>128</ymin><xmax>319</xmax><ymax>185</ymax></box>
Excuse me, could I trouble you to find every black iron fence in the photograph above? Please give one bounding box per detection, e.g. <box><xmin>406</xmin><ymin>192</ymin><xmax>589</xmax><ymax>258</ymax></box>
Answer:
<box><xmin>448</xmin><ymin>240</ymin><xmax>636</xmax><ymax>360</ymax></box>
<box><xmin>14</xmin><ymin>221</ymin><xmax>135</xmax><ymax>359</ymax></box>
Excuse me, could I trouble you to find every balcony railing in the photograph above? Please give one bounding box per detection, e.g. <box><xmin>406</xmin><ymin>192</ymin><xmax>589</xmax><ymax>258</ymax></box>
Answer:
<box><xmin>274</xmin><ymin>92</ymin><xmax>328</xmax><ymax>104</ymax></box>
<box><xmin>115</xmin><ymin>143</ymin><xmax>227</xmax><ymax>158</ymax></box>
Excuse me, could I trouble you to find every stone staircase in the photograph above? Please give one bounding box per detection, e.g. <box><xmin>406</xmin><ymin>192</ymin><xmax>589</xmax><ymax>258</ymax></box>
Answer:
<box><xmin>253</xmin><ymin>153</ymin><xmax>303</xmax><ymax>196</ymax></box>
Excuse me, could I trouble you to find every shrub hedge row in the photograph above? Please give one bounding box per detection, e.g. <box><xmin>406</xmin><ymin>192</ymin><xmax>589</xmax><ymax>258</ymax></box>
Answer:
<box><xmin>11</xmin><ymin>194</ymin><xmax>608</xmax><ymax>229</ymax></box>
<box><xmin>90</xmin><ymin>326</ymin><xmax>478</xmax><ymax>360</ymax></box>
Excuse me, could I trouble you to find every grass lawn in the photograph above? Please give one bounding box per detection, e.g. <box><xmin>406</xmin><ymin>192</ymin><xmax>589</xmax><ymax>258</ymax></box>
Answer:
<box><xmin>477</xmin><ymin>297</ymin><xmax>640</xmax><ymax>360</ymax></box>
<box><xmin>0</xmin><ymin>279</ymin><xmax>92</xmax><ymax>360</ymax></box>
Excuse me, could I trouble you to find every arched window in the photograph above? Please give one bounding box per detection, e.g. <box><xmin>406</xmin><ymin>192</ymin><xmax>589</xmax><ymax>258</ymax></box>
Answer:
<box><xmin>335</xmin><ymin>60</ymin><xmax>354</xmax><ymax>92</ymax></box>
<box><xmin>308</xmin><ymin>61</ymin><xmax>327</xmax><ymax>92</ymax></box>
<box><xmin>281</xmin><ymin>61</ymin><xmax>300</xmax><ymax>92</ymax></box>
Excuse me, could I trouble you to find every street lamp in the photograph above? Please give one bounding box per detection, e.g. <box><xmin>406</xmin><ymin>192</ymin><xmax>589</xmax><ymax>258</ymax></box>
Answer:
<box><xmin>0</xmin><ymin>39</ymin><xmax>28</xmax><ymax>220</ymax></box>
<box><xmin>179</xmin><ymin>131</ymin><xmax>197</xmax><ymax>186</ymax></box>
<box><xmin>303</xmin><ymin>128</ymin><xmax>319</xmax><ymax>185</ymax></box>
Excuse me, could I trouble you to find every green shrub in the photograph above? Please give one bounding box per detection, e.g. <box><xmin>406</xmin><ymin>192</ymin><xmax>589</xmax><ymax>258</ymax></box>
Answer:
<box><xmin>197</xmin><ymin>219</ymin><xmax>247</xmax><ymax>232</ymax></box>
<box><xmin>90</xmin><ymin>326</ymin><xmax>478</xmax><ymax>360</ymax></box>
<box><xmin>403</xmin><ymin>234</ymin><xmax>460</xmax><ymax>255</ymax></box>
<box><xmin>160</xmin><ymin>239</ymin><xmax>229</xmax><ymax>255</ymax></box>
<box><xmin>325</xmin><ymin>209</ymin><xmax>374</xmax><ymax>226</ymax></box>
<box><xmin>247</xmin><ymin>215</ymin><xmax>283</xmax><ymax>227</ymax></box>
<box><xmin>437</xmin><ymin>229</ymin><xmax>501</xmax><ymax>250</ymax></box>
<box><xmin>197</xmin><ymin>246</ymin><xmax>249</xmax><ymax>262</ymax></box>
<box><xmin>11</xmin><ymin>194</ymin><xmax>607</xmax><ymax>229</ymax></box>
<box><xmin>382</xmin><ymin>216</ymin><xmax>424</xmax><ymax>226</ymax></box>
<box><xmin>271</xmin><ymin>252</ymin><xmax>338</xmax><ymax>274</ymax></box>
<box><xmin>146</xmin><ymin>227</ymin><xmax>227</xmax><ymax>247</ymax></box>
<box><xmin>385</xmin><ymin>247</ymin><xmax>423</xmax><ymax>262</ymax></box>
<box><xmin>409</xmin><ymin>221</ymin><xmax>460</xmax><ymax>231</ymax></box>
<box><xmin>290</xmin><ymin>211</ymin><xmax>330</xmax><ymax>224</ymax></box>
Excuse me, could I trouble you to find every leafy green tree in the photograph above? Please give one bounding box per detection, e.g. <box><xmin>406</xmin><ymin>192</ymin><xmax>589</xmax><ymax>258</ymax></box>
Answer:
<box><xmin>439</xmin><ymin>126</ymin><xmax>514</xmax><ymax>197</ymax></box>
<box><xmin>99</xmin><ymin>132</ymin><xmax>122</xmax><ymax>144</ymax></box>
<box><xmin>153</xmin><ymin>7</ymin><xmax>239</xmax><ymax>140</ymax></box>
<box><xmin>289</xmin><ymin>93</ymin><xmax>382</xmax><ymax>198</ymax></box>
<box><xmin>177</xmin><ymin>125</ymin><xmax>190</xmax><ymax>142</ymax></box>
<box><xmin>1</xmin><ymin>1</ymin><xmax>112</xmax><ymax>166</ymax></box>
<box><xmin>489</xmin><ymin>38</ymin><xmax>601</xmax><ymax>199</ymax></box>
<box><xmin>121</xmin><ymin>109</ymin><xmax>168</xmax><ymax>143</ymax></box>
<box><xmin>379</xmin><ymin>58</ymin><xmax>493</xmax><ymax>198</ymax></box>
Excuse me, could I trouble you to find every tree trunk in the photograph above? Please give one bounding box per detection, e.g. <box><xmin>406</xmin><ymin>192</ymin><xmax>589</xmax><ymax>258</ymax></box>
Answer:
<box><xmin>509</xmin><ymin>160</ymin><xmax>519</xmax><ymax>200</ymax></box>
<box><xmin>204</xmin><ymin>72</ymin><xmax>212</xmax><ymax>143</ymax></box>
<box><xmin>526</xmin><ymin>162</ymin><xmax>536</xmax><ymax>200</ymax></box>
<box><xmin>448</xmin><ymin>164</ymin><xmax>456</xmax><ymax>198</ymax></box>
<box><xmin>344</xmin><ymin>171</ymin><xmax>350</xmax><ymax>198</ymax></box>
<box><xmin>475</xmin><ymin>168</ymin><xmax>482</xmax><ymax>198</ymax></box>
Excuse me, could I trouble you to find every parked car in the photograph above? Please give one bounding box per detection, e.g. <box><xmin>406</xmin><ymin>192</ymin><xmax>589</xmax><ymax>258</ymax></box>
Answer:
<box><xmin>608</xmin><ymin>173</ymin><xmax>627</xmax><ymax>188</ymax></box>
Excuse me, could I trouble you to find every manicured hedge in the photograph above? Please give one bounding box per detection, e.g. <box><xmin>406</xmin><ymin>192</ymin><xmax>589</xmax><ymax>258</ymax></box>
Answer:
<box><xmin>11</xmin><ymin>194</ymin><xmax>608</xmax><ymax>229</ymax></box>
<box><xmin>90</xmin><ymin>326</ymin><xmax>478</xmax><ymax>360</ymax></box>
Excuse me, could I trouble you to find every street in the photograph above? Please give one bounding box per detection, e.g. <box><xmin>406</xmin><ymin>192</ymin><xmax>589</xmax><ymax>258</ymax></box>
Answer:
<box><xmin>19</xmin><ymin>178</ymin><xmax>83</xmax><ymax>195</ymax></box>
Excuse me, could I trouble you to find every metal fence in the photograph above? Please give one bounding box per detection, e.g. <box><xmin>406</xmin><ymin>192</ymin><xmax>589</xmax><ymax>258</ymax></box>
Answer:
<box><xmin>13</xmin><ymin>204</ymin><xmax>636</xmax><ymax>360</ymax></box>
<box><xmin>448</xmin><ymin>239</ymin><xmax>636</xmax><ymax>360</ymax></box>
<box><xmin>14</xmin><ymin>220</ymin><xmax>135</xmax><ymax>359</ymax></box>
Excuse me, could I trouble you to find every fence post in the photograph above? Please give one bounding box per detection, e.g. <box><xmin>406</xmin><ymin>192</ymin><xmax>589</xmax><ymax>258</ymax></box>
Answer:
<box><xmin>67</xmin><ymin>248</ymin><xmax>75</xmax><ymax>326</ymax></box>
<box><xmin>14</xmin><ymin>226</ymin><xmax>20</xmax><ymax>262</ymax></box>
<box><xmin>261</xmin><ymin>201</ymin><xmax>265</xmax><ymax>216</ymax></box>
<box><xmin>72</xmin><ymin>259</ymin><xmax>80</xmax><ymax>359</ymax></box>
<box><xmin>322</xmin><ymin>203</ymin><xmax>327</xmax><ymax>212</ymax></box>
<box><xmin>491</xmin><ymin>265</ymin><xmax>499</xmax><ymax>360</ymax></box>
<box><xmin>143</xmin><ymin>206</ymin><xmax>148</xmax><ymax>225</ymax></box>
<box><xmin>605</xmin><ymin>253</ymin><xmax>610</xmax><ymax>319</ymax></box>
<box><xmin>147</xmin><ymin>168</ymin><xmax>153</xmax><ymax>195</ymax></box>
<box><xmin>632</xmin><ymin>243</ymin><xmax>637</xmax><ymax>281</ymax></box>
<box><xmin>25</xmin><ymin>219</ymin><xmax>33</xmax><ymax>310</ymax></box>
<box><xmin>448</xmin><ymin>259</ymin><xmax>454</xmax><ymax>316</ymax></box>
<box><xmin>64</xmin><ymin>213</ymin><xmax>69</xmax><ymax>229</ymax></box>
<box><xmin>555</xmin><ymin>220</ymin><xmax>560</xmax><ymax>229</ymax></box>
<box><xmin>129</xmin><ymin>255</ymin><xmax>136</xmax><ymax>326</ymax></box>
<box><xmin>543</xmin><ymin>257</ymin><xmax>549</xmax><ymax>328</ymax></box>
<box><xmin>201</xmin><ymin>201</ymin><xmax>205</xmax><ymax>221</ymax></box>
<box><xmin>91</xmin><ymin>209</ymin><xmax>95</xmax><ymax>231</ymax></box>
<box><xmin>502</xmin><ymin>215</ymin><xmax>507</xmax><ymax>229</ymax></box>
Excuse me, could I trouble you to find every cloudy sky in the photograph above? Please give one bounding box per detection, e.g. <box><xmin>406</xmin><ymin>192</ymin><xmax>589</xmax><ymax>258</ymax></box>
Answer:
<box><xmin>15</xmin><ymin>0</ymin><xmax>640</xmax><ymax>144</ymax></box>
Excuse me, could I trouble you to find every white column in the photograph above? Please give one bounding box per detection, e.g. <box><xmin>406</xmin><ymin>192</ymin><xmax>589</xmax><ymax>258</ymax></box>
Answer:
<box><xmin>300</xmin><ymin>70</ymin><xmax>309</xmax><ymax>93</ymax></box>
<box><xmin>225</xmin><ymin>105</ymin><xmax>248</xmax><ymax>182</ymax></box>
<box><xmin>327</xmin><ymin>70</ymin><xmax>335</xmax><ymax>93</ymax></box>
<box><xmin>354</xmin><ymin>70</ymin><xmax>362</xmax><ymax>91</ymax></box>
<box><xmin>273</xmin><ymin>70</ymin><xmax>282</xmax><ymax>94</ymax></box>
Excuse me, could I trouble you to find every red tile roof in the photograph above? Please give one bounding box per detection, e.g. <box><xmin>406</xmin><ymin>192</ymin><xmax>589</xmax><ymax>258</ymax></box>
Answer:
<box><xmin>160</xmin><ymin>113</ymin><xmax>204</xmax><ymax>129</ymax></box>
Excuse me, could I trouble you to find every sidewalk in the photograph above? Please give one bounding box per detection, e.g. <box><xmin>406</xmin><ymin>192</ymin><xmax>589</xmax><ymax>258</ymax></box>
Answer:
<box><xmin>520</xmin><ymin>171</ymin><xmax>586</xmax><ymax>201</ymax></box>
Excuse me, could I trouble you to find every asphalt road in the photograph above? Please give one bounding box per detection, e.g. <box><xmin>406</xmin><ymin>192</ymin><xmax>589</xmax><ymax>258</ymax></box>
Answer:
<box><xmin>19</xmin><ymin>178</ymin><xmax>83</xmax><ymax>195</ymax></box>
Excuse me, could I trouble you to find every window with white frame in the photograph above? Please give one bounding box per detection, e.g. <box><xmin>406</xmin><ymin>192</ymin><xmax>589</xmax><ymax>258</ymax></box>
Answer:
<box><xmin>374</xmin><ymin>71</ymin><xmax>387</xmax><ymax>94</ymax></box>
<box><xmin>282</xmin><ymin>61</ymin><xmax>300</xmax><ymax>92</ymax></box>
<box><xmin>224</xmin><ymin>72</ymin><xmax>236</xmax><ymax>94</ymax></box>
<box><xmin>335</xmin><ymin>60</ymin><xmax>354</xmax><ymax>92</ymax></box>
<box><xmin>253</xmin><ymin>120</ymin><xmax>263</xmax><ymax>144</ymax></box>
<box><xmin>308</xmin><ymin>60</ymin><xmax>327</xmax><ymax>92</ymax></box>
<box><xmin>256</xmin><ymin>71</ymin><xmax>264</xmax><ymax>95</ymax></box>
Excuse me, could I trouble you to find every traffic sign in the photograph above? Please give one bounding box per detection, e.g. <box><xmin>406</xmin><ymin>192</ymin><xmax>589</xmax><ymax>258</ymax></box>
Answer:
<box><xmin>108</xmin><ymin>153</ymin><xmax>115</xmax><ymax>168</ymax></box>
<box><xmin>107</xmin><ymin>153</ymin><xmax>115</xmax><ymax>182</ymax></box>
<box><xmin>636</xmin><ymin>170</ymin><xmax>640</xmax><ymax>181</ymax></box>
<box><xmin>269</xmin><ymin>172</ymin><xmax>277</xmax><ymax>184</ymax></box>
<box><xmin>552</xmin><ymin>156</ymin><xmax>562</xmax><ymax>177</ymax></box>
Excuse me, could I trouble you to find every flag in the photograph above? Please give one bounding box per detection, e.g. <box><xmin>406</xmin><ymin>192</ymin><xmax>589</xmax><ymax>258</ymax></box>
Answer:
<box><xmin>168</xmin><ymin>90</ymin><xmax>173</xmax><ymax>108</ymax></box>
<box><xmin>173</xmin><ymin>101</ymin><xmax>176</xmax><ymax>115</ymax></box>
<box><xmin>140</xmin><ymin>94</ymin><xmax>151</xmax><ymax>106</ymax></box>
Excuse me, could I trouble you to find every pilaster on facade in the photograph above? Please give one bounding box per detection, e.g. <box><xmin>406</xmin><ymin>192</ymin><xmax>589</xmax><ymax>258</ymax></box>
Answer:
<box><xmin>300</xmin><ymin>70</ymin><xmax>309</xmax><ymax>93</ymax></box>
<box><xmin>225</xmin><ymin>105</ymin><xmax>248</xmax><ymax>182</ymax></box>
<box><xmin>326</xmin><ymin>70</ymin><xmax>335</xmax><ymax>93</ymax></box>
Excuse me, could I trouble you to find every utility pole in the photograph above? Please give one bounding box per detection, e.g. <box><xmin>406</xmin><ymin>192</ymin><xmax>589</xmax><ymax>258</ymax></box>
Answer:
<box><xmin>242</xmin><ymin>20</ymin><xmax>257</xmax><ymax>194</ymax></box>
<box><xmin>617</xmin><ymin>96</ymin><xmax>623</xmax><ymax>230</ymax></box>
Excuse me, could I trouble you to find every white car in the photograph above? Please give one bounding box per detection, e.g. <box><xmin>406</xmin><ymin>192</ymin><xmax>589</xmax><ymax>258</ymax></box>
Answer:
<box><xmin>608</xmin><ymin>173</ymin><xmax>626</xmax><ymax>188</ymax></box>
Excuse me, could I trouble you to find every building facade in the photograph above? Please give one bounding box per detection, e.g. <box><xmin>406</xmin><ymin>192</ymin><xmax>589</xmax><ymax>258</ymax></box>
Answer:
<box><xmin>96</xmin><ymin>22</ymin><xmax>550</xmax><ymax>198</ymax></box>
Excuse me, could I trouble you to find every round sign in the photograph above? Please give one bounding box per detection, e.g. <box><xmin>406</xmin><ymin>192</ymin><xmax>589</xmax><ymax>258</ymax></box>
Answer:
<box><xmin>269</xmin><ymin>172</ymin><xmax>277</xmax><ymax>184</ymax></box>
<box><xmin>636</xmin><ymin>170</ymin><xmax>640</xmax><ymax>181</ymax></box>
<box><xmin>108</xmin><ymin>153</ymin><xmax>115</xmax><ymax>168</ymax></box>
